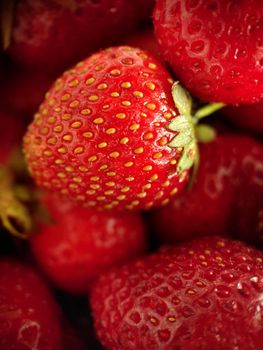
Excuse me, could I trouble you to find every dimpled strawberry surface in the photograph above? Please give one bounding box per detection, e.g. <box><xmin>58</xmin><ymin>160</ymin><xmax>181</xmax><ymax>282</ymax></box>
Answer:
<box><xmin>1</xmin><ymin>1</ymin><xmax>263</xmax><ymax>349</ymax></box>
<box><xmin>90</xmin><ymin>237</ymin><xmax>263</xmax><ymax>350</ymax></box>
<box><xmin>154</xmin><ymin>0</ymin><xmax>263</xmax><ymax>104</ymax></box>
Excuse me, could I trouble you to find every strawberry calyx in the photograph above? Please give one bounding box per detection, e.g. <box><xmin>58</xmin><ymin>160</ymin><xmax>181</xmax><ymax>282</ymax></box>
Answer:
<box><xmin>0</xmin><ymin>165</ymin><xmax>31</xmax><ymax>239</ymax></box>
<box><xmin>168</xmin><ymin>82</ymin><xmax>197</xmax><ymax>174</ymax></box>
<box><xmin>167</xmin><ymin>82</ymin><xmax>225</xmax><ymax>188</ymax></box>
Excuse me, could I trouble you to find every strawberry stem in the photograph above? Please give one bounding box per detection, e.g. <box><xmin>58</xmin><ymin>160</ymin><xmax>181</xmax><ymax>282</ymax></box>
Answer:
<box><xmin>194</xmin><ymin>102</ymin><xmax>225</xmax><ymax>122</ymax></box>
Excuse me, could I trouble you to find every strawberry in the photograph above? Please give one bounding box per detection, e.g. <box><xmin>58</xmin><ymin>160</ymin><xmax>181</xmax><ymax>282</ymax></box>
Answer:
<box><xmin>23</xmin><ymin>46</ymin><xmax>197</xmax><ymax>210</ymax></box>
<box><xmin>153</xmin><ymin>0</ymin><xmax>263</xmax><ymax>104</ymax></box>
<box><xmin>223</xmin><ymin>101</ymin><xmax>263</xmax><ymax>136</ymax></box>
<box><xmin>90</xmin><ymin>236</ymin><xmax>263</xmax><ymax>350</ymax></box>
<box><xmin>5</xmin><ymin>0</ymin><xmax>155</xmax><ymax>74</ymax></box>
<box><xmin>150</xmin><ymin>133</ymin><xmax>263</xmax><ymax>245</ymax></box>
<box><xmin>0</xmin><ymin>257</ymin><xmax>62</xmax><ymax>350</ymax></box>
<box><xmin>30</xmin><ymin>193</ymin><xmax>147</xmax><ymax>294</ymax></box>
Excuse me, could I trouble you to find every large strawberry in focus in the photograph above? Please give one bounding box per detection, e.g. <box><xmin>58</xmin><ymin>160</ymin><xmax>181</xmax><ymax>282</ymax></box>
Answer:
<box><xmin>223</xmin><ymin>101</ymin><xmax>263</xmax><ymax>136</ymax></box>
<box><xmin>91</xmin><ymin>236</ymin><xmax>263</xmax><ymax>350</ymax></box>
<box><xmin>30</xmin><ymin>194</ymin><xmax>147</xmax><ymax>294</ymax></box>
<box><xmin>154</xmin><ymin>0</ymin><xmax>263</xmax><ymax>104</ymax></box>
<box><xmin>4</xmin><ymin>0</ymin><xmax>155</xmax><ymax>74</ymax></box>
<box><xmin>150</xmin><ymin>133</ymin><xmax>263</xmax><ymax>245</ymax></box>
<box><xmin>0</xmin><ymin>258</ymin><xmax>62</xmax><ymax>350</ymax></box>
<box><xmin>24</xmin><ymin>46</ymin><xmax>197</xmax><ymax>211</ymax></box>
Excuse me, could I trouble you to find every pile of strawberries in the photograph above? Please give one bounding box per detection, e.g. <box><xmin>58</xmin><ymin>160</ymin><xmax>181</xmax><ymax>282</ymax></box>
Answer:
<box><xmin>1</xmin><ymin>0</ymin><xmax>263</xmax><ymax>349</ymax></box>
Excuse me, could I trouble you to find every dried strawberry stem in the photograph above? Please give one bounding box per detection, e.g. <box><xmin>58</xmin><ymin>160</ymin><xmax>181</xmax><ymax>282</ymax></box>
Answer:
<box><xmin>0</xmin><ymin>166</ymin><xmax>31</xmax><ymax>239</ymax></box>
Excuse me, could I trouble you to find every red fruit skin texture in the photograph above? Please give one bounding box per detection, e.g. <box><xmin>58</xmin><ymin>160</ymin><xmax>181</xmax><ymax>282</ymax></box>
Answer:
<box><xmin>151</xmin><ymin>133</ymin><xmax>263</xmax><ymax>245</ymax></box>
<box><xmin>90</xmin><ymin>236</ymin><xmax>263</xmax><ymax>350</ymax></box>
<box><xmin>0</xmin><ymin>258</ymin><xmax>62</xmax><ymax>350</ymax></box>
<box><xmin>24</xmin><ymin>46</ymin><xmax>189</xmax><ymax>211</ymax></box>
<box><xmin>30</xmin><ymin>194</ymin><xmax>147</xmax><ymax>294</ymax></box>
<box><xmin>8</xmin><ymin>0</ymin><xmax>155</xmax><ymax>73</ymax></box>
<box><xmin>223</xmin><ymin>101</ymin><xmax>263</xmax><ymax>136</ymax></box>
<box><xmin>153</xmin><ymin>0</ymin><xmax>263</xmax><ymax>104</ymax></box>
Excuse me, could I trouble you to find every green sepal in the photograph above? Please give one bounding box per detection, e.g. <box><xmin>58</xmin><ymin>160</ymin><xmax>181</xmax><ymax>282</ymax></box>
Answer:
<box><xmin>195</xmin><ymin>124</ymin><xmax>217</xmax><ymax>143</ymax></box>
<box><xmin>167</xmin><ymin>82</ymin><xmax>197</xmax><ymax>173</ymax></box>
<box><xmin>171</xmin><ymin>81</ymin><xmax>192</xmax><ymax>116</ymax></box>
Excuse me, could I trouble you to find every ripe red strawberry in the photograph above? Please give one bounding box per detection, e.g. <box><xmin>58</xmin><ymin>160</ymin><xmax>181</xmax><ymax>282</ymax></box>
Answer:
<box><xmin>6</xmin><ymin>0</ymin><xmax>155</xmax><ymax>74</ymax></box>
<box><xmin>0</xmin><ymin>257</ymin><xmax>62</xmax><ymax>350</ymax></box>
<box><xmin>24</xmin><ymin>46</ymin><xmax>197</xmax><ymax>210</ymax></box>
<box><xmin>223</xmin><ymin>101</ymin><xmax>263</xmax><ymax>136</ymax></box>
<box><xmin>90</xmin><ymin>236</ymin><xmax>263</xmax><ymax>350</ymax></box>
<box><xmin>30</xmin><ymin>194</ymin><xmax>147</xmax><ymax>294</ymax></box>
<box><xmin>150</xmin><ymin>133</ymin><xmax>263</xmax><ymax>245</ymax></box>
<box><xmin>154</xmin><ymin>0</ymin><xmax>263</xmax><ymax>104</ymax></box>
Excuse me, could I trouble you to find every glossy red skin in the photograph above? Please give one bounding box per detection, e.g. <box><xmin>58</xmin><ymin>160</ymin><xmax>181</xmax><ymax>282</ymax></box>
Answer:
<box><xmin>151</xmin><ymin>134</ymin><xmax>263</xmax><ymax>244</ymax></box>
<box><xmin>154</xmin><ymin>0</ymin><xmax>263</xmax><ymax>104</ymax></box>
<box><xmin>30</xmin><ymin>194</ymin><xmax>147</xmax><ymax>294</ymax></box>
<box><xmin>7</xmin><ymin>0</ymin><xmax>154</xmax><ymax>73</ymax></box>
<box><xmin>0</xmin><ymin>258</ymin><xmax>62</xmax><ymax>350</ymax></box>
<box><xmin>223</xmin><ymin>101</ymin><xmax>263</xmax><ymax>136</ymax></box>
<box><xmin>24</xmin><ymin>46</ymin><xmax>189</xmax><ymax>211</ymax></box>
<box><xmin>90</xmin><ymin>236</ymin><xmax>263</xmax><ymax>350</ymax></box>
